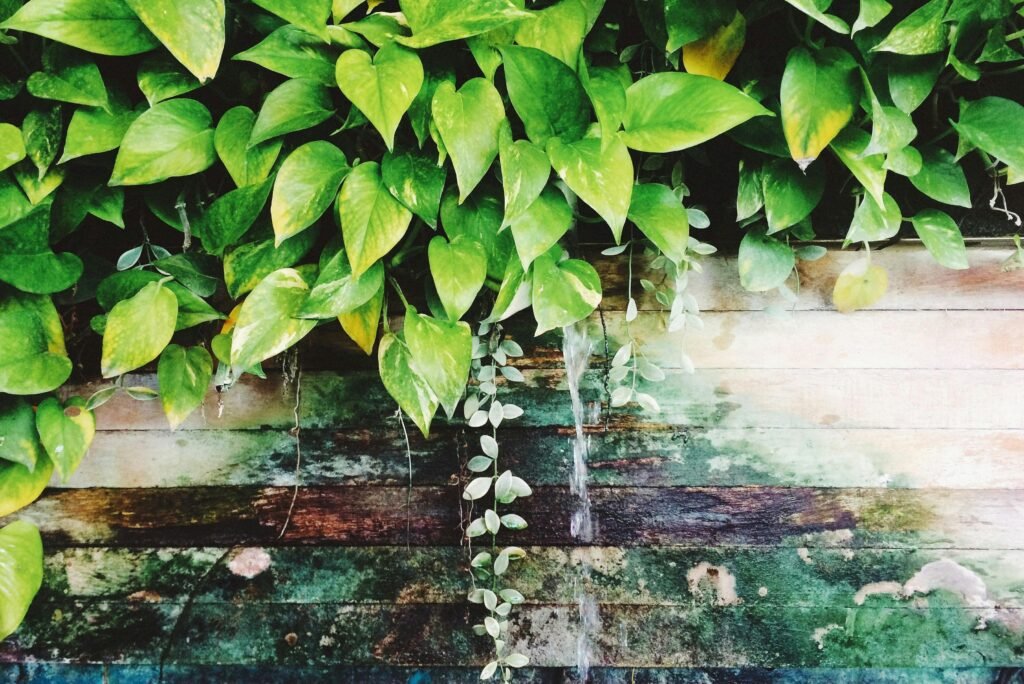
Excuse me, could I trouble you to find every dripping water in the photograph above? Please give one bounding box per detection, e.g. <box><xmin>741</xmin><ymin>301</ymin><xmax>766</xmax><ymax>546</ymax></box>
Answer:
<box><xmin>562</xmin><ymin>322</ymin><xmax>600</xmax><ymax>682</ymax></box>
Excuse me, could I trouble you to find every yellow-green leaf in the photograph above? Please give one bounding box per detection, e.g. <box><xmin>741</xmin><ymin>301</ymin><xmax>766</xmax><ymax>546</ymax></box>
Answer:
<box><xmin>339</xmin><ymin>282</ymin><xmax>383</xmax><ymax>355</ymax></box>
<box><xmin>230</xmin><ymin>268</ymin><xmax>316</xmax><ymax>370</ymax></box>
<box><xmin>101</xmin><ymin>281</ymin><xmax>178</xmax><ymax>377</ymax></box>
<box><xmin>780</xmin><ymin>46</ymin><xmax>859</xmax><ymax>168</ymax></box>
<box><xmin>0</xmin><ymin>520</ymin><xmax>44</xmax><ymax>640</ymax></box>
<box><xmin>833</xmin><ymin>258</ymin><xmax>888</xmax><ymax>313</ymax></box>
<box><xmin>109</xmin><ymin>99</ymin><xmax>216</xmax><ymax>186</ymax></box>
<box><xmin>682</xmin><ymin>10</ymin><xmax>745</xmax><ymax>81</ymax></box>
<box><xmin>335</xmin><ymin>44</ymin><xmax>423</xmax><ymax>151</ymax></box>
<box><xmin>405</xmin><ymin>310</ymin><xmax>472</xmax><ymax>419</ymax></box>
<box><xmin>378</xmin><ymin>332</ymin><xmax>438</xmax><ymax>437</ymax></box>
<box><xmin>431</xmin><ymin>78</ymin><xmax>505</xmax><ymax>202</ymax></box>
<box><xmin>157</xmin><ymin>344</ymin><xmax>213</xmax><ymax>430</ymax></box>
<box><xmin>339</xmin><ymin>161</ymin><xmax>412</xmax><ymax>277</ymax></box>
<box><xmin>35</xmin><ymin>396</ymin><xmax>95</xmax><ymax>482</ymax></box>
<box><xmin>124</xmin><ymin>0</ymin><xmax>225</xmax><ymax>82</ymax></box>
<box><xmin>547</xmin><ymin>135</ymin><xmax>633</xmax><ymax>242</ymax></box>
<box><xmin>272</xmin><ymin>141</ymin><xmax>349</xmax><ymax>245</ymax></box>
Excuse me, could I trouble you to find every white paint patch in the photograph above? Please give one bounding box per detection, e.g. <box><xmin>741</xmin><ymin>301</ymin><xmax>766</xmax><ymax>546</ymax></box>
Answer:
<box><xmin>707</xmin><ymin>456</ymin><xmax>731</xmax><ymax>472</ymax></box>
<box><xmin>811</xmin><ymin>623</ymin><xmax>842</xmax><ymax>650</ymax></box>
<box><xmin>758</xmin><ymin>586</ymin><xmax>768</xmax><ymax>597</ymax></box>
<box><xmin>228</xmin><ymin>547</ymin><xmax>272</xmax><ymax>579</ymax></box>
<box><xmin>797</xmin><ymin>547</ymin><xmax>814</xmax><ymax>565</ymax></box>
<box><xmin>853</xmin><ymin>581</ymin><xmax>902</xmax><ymax>605</ymax></box>
<box><xmin>686</xmin><ymin>562</ymin><xmax>741</xmax><ymax>606</ymax></box>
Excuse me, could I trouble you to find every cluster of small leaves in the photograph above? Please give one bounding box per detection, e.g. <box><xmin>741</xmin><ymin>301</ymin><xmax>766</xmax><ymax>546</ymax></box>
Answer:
<box><xmin>463</xmin><ymin>322</ymin><xmax>530</xmax><ymax>680</ymax></box>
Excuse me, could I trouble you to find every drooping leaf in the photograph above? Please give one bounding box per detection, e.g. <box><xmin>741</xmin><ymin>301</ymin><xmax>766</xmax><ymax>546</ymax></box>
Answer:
<box><xmin>738</xmin><ymin>227</ymin><xmax>795</xmax><ymax>292</ymax></box>
<box><xmin>440</xmin><ymin>185</ymin><xmax>513</xmax><ymax>281</ymax></box>
<box><xmin>910</xmin><ymin>146</ymin><xmax>971</xmax><ymax>208</ymax></box>
<box><xmin>735</xmin><ymin>160</ymin><xmax>764</xmax><ymax>222</ymax></box>
<box><xmin>137</xmin><ymin>55</ymin><xmax>201</xmax><ymax>105</ymax></box>
<box><xmin>0</xmin><ymin>456</ymin><xmax>52</xmax><ymax>518</ymax></box>
<box><xmin>780</xmin><ymin>46</ymin><xmax>859</xmax><ymax>168</ymax></box>
<box><xmin>872</xmin><ymin>0</ymin><xmax>950</xmax><ymax>55</ymax></box>
<box><xmin>124</xmin><ymin>0</ymin><xmax>225</xmax><ymax>81</ymax></box>
<box><xmin>431</xmin><ymin>78</ymin><xmax>505</xmax><ymax>202</ymax></box>
<box><xmin>884</xmin><ymin>145</ymin><xmax>923</xmax><ymax>178</ymax></box>
<box><xmin>231</xmin><ymin>268</ymin><xmax>316</xmax><ymax>370</ymax></box>
<box><xmin>761</xmin><ymin>159</ymin><xmax>825</xmax><ymax>234</ymax></box>
<box><xmin>664</xmin><ymin>0</ymin><xmax>735</xmax><ymax>51</ymax></box>
<box><xmin>487</xmin><ymin>253</ymin><xmax>531</xmax><ymax>323</ymax></box>
<box><xmin>234</xmin><ymin>25</ymin><xmax>337</xmax><ymax>86</ymax></box>
<box><xmin>101</xmin><ymin>280</ymin><xmax>178</xmax><ymax>377</ymax></box>
<box><xmin>405</xmin><ymin>310</ymin><xmax>472</xmax><ymax>419</ymax></box>
<box><xmin>396</xmin><ymin>0</ymin><xmax>530</xmax><ymax>48</ymax></box>
<box><xmin>157</xmin><ymin>344</ymin><xmax>213</xmax><ymax>430</ymax></box>
<box><xmin>214</xmin><ymin>106</ymin><xmax>282</xmax><ymax>188</ymax></box>
<box><xmin>0</xmin><ymin>291</ymin><xmax>71</xmax><ymax>395</ymax></box>
<box><xmin>297</xmin><ymin>248</ymin><xmax>383</xmax><ymax>318</ymax></box>
<box><xmin>0</xmin><ymin>520</ymin><xmax>44</xmax><ymax>641</ymax></box>
<box><xmin>833</xmin><ymin>258</ymin><xmax>888</xmax><ymax>313</ymax></box>
<box><xmin>0</xmin><ymin>397</ymin><xmax>44</xmax><ymax>471</ymax></box>
<box><xmin>508</xmin><ymin>185</ymin><xmax>573</xmax><ymax>270</ymax></box>
<box><xmin>339</xmin><ymin>282</ymin><xmax>383</xmax><ymax>355</ymax></box>
<box><xmin>830</xmin><ymin>127</ymin><xmax>887</xmax><ymax>210</ymax></box>
<box><xmin>223</xmin><ymin>224</ymin><xmax>319</xmax><ymax>299</ymax></box>
<box><xmin>622</xmin><ymin>72</ymin><xmax>771</xmax><ymax>153</ymax></box>
<box><xmin>780</xmin><ymin>0</ymin><xmax>849</xmax><ymax>33</ymax></box>
<box><xmin>847</xmin><ymin>192</ymin><xmax>902</xmax><ymax>243</ymax></box>
<box><xmin>252</xmin><ymin>0</ymin><xmax>331</xmax><ymax>42</ymax></box>
<box><xmin>681</xmin><ymin>10</ymin><xmax>745</xmax><ymax>80</ymax></box>
<box><xmin>0</xmin><ymin>0</ymin><xmax>159</xmax><ymax>56</ymax></box>
<box><xmin>58</xmin><ymin>99</ymin><xmax>140</xmax><ymax>164</ymax></box>
<box><xmin>335</xmin><ymin>44</ymin><xmax>423</xmax><ymax>151</ymax></box>
<box><xmin>248</xmin><ymin>78</ymin><xmax>334</xmax><ymax>147</ymax></box>
<box><xmin>428</xmin><ymin>235</ymin><xmax>488</xmax><ymax>321</ymax></box>
<box><xmin>109</xmin><ymin>99</ymin><xmax>216</xmax><ymax>186</ymax></box>
<box><xmin>513</xmin><ymin>0</ymin><xmax>587</xmax><ymax>67</ymax></box>
<box><xmin>531</xmin><ymin>248</ymin><xmax>602</xmax><ymax>335</ymax></box>
<box><xmin>910</xmin><ymin>209</ymin><xmax>969</xmax><ymax>269</ymax></box>
<box><xmin>378</xmin><ymin>332</ymin><xmax>438</xmax><ymax>436</ymax></box>
<box><xmin>627</xmin><ymin>183</ymin><xmax>689</xmax><ymax>265</ymax></box>
<box><xmin>338</xmin><ymin>161</ymin><xmax>412</xmax><ymax>277</ymax></box>
<box><xmin>0</xmin><ymin>202</ymin><xmax>84</xmax><ymax>294</ymax></box>
<box><xmin>197</xmin><ymin>177</ymin><xmax>274</xmax><ymax>255</ymax></box>
<box><xmin>381</xmin><ymin>150</ymin><xmax>446</xmax><ymax>228</ymax></box>
<box><xmin>952</xmin><ymin>96</ymin><xmax>1024</xmax><ymax>171</ymax></box>
<box><xmin>547</xmin><ymin>135</ymin><xmax>632</xmax><ymax>242</ymax></box>
<box><xmin>498</xmin><ymin>125</ymin><xmax>549</xmax><ymax>229</ymax></box>
<box><xmin>35</xmin><ymin>396</ymin><xmax>95</xmax><ymax>481</ymax></box>
<box><xmin>0</xmin><ymin>124</ymin><xmax>26</xmax><ymax>174</ymax></box>
<box><xmin>272</xmin><ymin>141</ymin><xmax>349</xmax><ymax>245</ymax></box>
<box><xmin>500</xmin><ymin>45</ymin><xmax>591</xmax><ymax>146</ymax></box>
<box><xmin>26</xmin><ymin>49</ymin><xmax>109</xmax><ymax>109</ymax></box>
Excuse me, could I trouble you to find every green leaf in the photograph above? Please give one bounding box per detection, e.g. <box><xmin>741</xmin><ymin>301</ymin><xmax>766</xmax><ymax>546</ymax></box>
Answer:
<box><xmin>0</xmin><ymin>520</ymin><xmax>44</xmax><ymax>641</ymax></box>
<box><xmin>736</xmin><ymin>160</ymin><xmax>764</xmax><ymax>222</ymax></box>
<box><xmin>22</xmin><ymin>106</ymin><xmax>62</xmax><ymax>179</ymax></box>
<box><xmin>381</xmin><ymin>150</ymin><xmax>446</xmax><ymax>228</ymax></box>
<box><xmin>780</xmin><ymin>0</ymin><xmax>849</xmax><ymax>33</ymax></box>
<box><xmin>952</xmin><ymin>97</ymin><xmax>1024</xmax><ymax>171</ymax></box>
<box><xmin>500</xmin><ymin>45</ymin><xmax>591</xmax><ymax>146</ymax></box>
<box><xmin>0</xmin><ymin>292</ymin><xmax>71</xmax><ymax>395</ymax></box>
<box><xmin>862</xmin><ymin>75</ymin><xmax>918</xmax><ymax>157</ymax></box>
<box><xmin>335</xmin><ymin>44</ymin><xmax>423</xmax><ymax>151</ymax></box>
<box><xmin>378</xmin><ymin>332</ymin><xmax>438</xmax><ymax>436</ymax></box>
<box><xmin>847</xmin><ymin>192</ymin><xmax>902</xmax><ymax>243</ymax></box>
<box><xmin>664</xmin><ymin>0</ymin><xmax>735</xmax><ymax>51</ymax></box>
<box><xmin>339</xmin><ymin>282</ymin><xmax>383</xmax><ymax>355</ymax></box>
<box><xmin>396</xmin><ymin>0</ymin><xmax>529</xmax><ymax>48</ymax></box>
<box><xmin>622</xmin><ymin>72</ymin><xmax>770</xmax><ymax>153</ymax></box>
<box><xmin>297</xmin><ymin>248</ymin><xmax>383</xmax><ymax>318</ymax></box>
<box><xmin>509</xmin><ymin>185</ymin><xmax>573</xmax><ymax>270</ymax></box>
<box><xmin>26</xmin><ymin>49</ymin><xmax>108</xmax><ymax>109</ymax></box>
<box><xmin>339</xmin><ymin>161</ymin><xmax>412</xmax><ymax>277</ymax></box>
<box><xmin>580</xmin><ymin>61</ymin><xmax>628</xmax><ymax>143</ymax></box>
<box><xmin>911</xmin><ymin>209</ymin><xmax>968</xmax><ymax>270</ymax></box>
<box><xmin>0</xmin><ymin>123</ymin><xmax>26</xmax><ymax>174</ymax></box>
<box><xmin>514</xmin><ymin>0</ymin><xmax>587</xmax><ymax>67</ymax></box>
<box><xmin>223</xmin><ymin>225</ymin><xmax>319</xmax><ymax>299</ymax></box>
<box><xmin>761</xmin><ymin>159</ymin><xmax>825</xmax><ymax>233</ymax></box>
<box><xmin>627</xmin><ymin>183</ymin><xmax>689</xmax><ymax>265</ymax></box>
<box><xmin>830</xmin><ymin>127</ymin><xmax>887</xmax><ymax>210</ymax></box>
<box><xmin>272</xmin><ymin>141</ymin><xmax>349</xmax><ymax>245</ymax></box>
<box><xmin>852</xmin><ymin>0</ymin><xmax>891</xmax><ymax>34</ymax></box>
<box><xmin>431</xmin><ymin>78</ymin><xmax>505</xmax><ymax>202</ymax></box>
<box><xmin>35</xmin><ymin>396</ymin><xmax>94</xmax><ymax>482</ymax></box>
<box><xmin>910</xmin><ymin>146</ymin><xmax>971</xmax><ymax>208</ymax></box>
<box><xmin>0</xmin><ymin>397</ymin><xmax>44</xmax><ymax>471</ymax></box>
<box><xmin>531</xmin><ymin>248</ymin><xmax>602</xmax><ymax>335</ymax></box>
<box><xmin>428</xmin><ymin>235</ymin><xmax>487</xmax><ymax>321</ymax></box>
<box><xmin>252</xmin><ymin>0</ymin><xmax>331</xmax><ymax>42</ymax></box>
<box><xmin>872</xmin><ymin>0</ymin><xmax>949</xmax><ymax>55</ymax></box>
<box><xmin>124</xmin><ymin>0</ymin><xmax>224</xmax><ymax>81</ymax></box>
<box><xmin>548</xmin><ymin>135</ymin><xmax>632</xmax><ymax>241</ymax></box>
<box><xmin>197</xmin><ymin>177</ymin><xmax>274</xmax><ymax>256</ymax></box>
<box><xmin>738</xmin><ymin>227</ymin><xmax>795</xmax><ymax>292</ymax></box>
<box><xmin>0</xmin><ymin>202</ymin><xmax>84</xmax><ymax>294</ymax></box>
<box><xmin>833</xmin><ymin>258</ymin><xmax>888</xmax><ymax>313</ymax></box>
<box><xmin>780</xmin><ymin>47</ymin><xmax>859</xmax><ymax>168</ymax></box>
<box><xmin>58</xmin><ymin>99</ymin><xmax>139</xmax><ymax>164</ymax></box>
<box><xmin>231</xmin><ymin>268</ymin><xmax>316</xmax><ymax>369</ymax></box>
<box><xmin>97</xmin><ymin>270</ymin><xmax>222</xmax><ymax>330</ymax></box>
<box><xmin>109</xmin><ymin>99</ymin><xmax>215</xmax><ymax>186</ymax></box>
<box><xmin>234</xmin><ymin>25</ymin><xmax>336</xmax><ymax>86</ymax></box>
<box><xmin>440</xmin><ymin>185</ymin><xmax>513</xmax><ymax>281</ymax></box>
<box><xmin>151</xmin><ymin>253</ymin><xmax>220</xmax><ymax>297</ymax></box>
<box><xmin>101</xmin><ymin>280</ymin><xmax>178</xmax><ymax>377</ymax></box>
<box><xmin>248</xmin><ymin>78</ymin><xmax>334</xmax><ymax>147</ymax></box>
<box><xmin>0</xmin><ymin>0</ymin><xmax>159</xmax><ymax>56</ymax></box>
<box><xmin>408</xmin><ymin>65</ymin><xmax>454</xmax><ymax>149</ymax></box>
<box><xmin>498</xmin><ymin>124</ymin><xmax>549</xmax><ymax>228</ymax></box>
<box><xmin>137</xmin><ymin>55</ymin><xmax>201</xmax><ymax>105</ymax></box>
<box><xmin>214</xmin><ymin>106</ymin><xmax>282</xmax><ymax>188</ymax></box>
<box><xmin>487</xmin><ymin>253</ymin><xmax>531</xmax><ymax>323</ymax></box>
<box><xmin>885</xmin><ymin>145</ymin><xmax>923</xmax><ymax>177</ymax></box>
<box><xmin>157</xmin><ymin>344</ymin><xmax>212</xmax><ymax>430</ymax></box>
<box><xmin>887</xmin><ymin>55</ymin><xmax>944</xmax><ymax>114</ymax></box>
<box><xmin>405</xmin><ymin>310</ymin><xmax>472</xmax><ymax>419</ymax></box>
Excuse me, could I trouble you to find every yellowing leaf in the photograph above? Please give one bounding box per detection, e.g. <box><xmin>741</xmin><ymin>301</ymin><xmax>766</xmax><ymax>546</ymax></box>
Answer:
<box><xmin>0</xmin><ymin>520</ymin><xmax>44</xmax><ymax>641</ymax></box>
<box><xmin>780</xmin><ymin>47</ymin><xmax>859</xmax><ymax>168</ymax></box>
<box><xmin>833</xmin><ymin>259</ymin><xmax>888</xmax><ymax>313</ymax></box>
<box><xmin>682</xmin><ymin>11</ymin><xmax>745</xmax><ymax>81</ymax></box>
<box><xmin>339</xmin><ymin>283</ymin><xmax>383</xmax><ymax>355</ymax></box>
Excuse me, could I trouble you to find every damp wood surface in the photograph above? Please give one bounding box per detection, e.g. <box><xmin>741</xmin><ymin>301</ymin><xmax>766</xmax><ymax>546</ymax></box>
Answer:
<box><xmin>2</xmin><ymin>246</ymin><xmax>1023</xmax><ymax>679</ymax></box>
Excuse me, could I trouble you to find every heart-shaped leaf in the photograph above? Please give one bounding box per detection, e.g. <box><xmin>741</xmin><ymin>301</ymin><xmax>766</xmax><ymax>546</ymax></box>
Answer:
<box><xmin>738</xmin><ymin>227</ymin><xmax>794</xmax><ymax>292</ymax></box>
<box><xmin>833</xmin><ymin>258</ymin><xmax>888</xmax><ymax>313</ymax></box>
<box><xmin>214</xmin><ymin>106</ymin><xmax>282</xmax><ymax>188</ymax></box>
<box><xmin>871</xmin><ymin>0</ymin><xmax>947</xmax><ymax>56</ymax></box>
<box><xmin>627</xmin><ymin>183</ymin><xmax>689</xmax><ymax>265</ymax></box>
<box><xmin>0</xmin><ymin>202</ymin><xmax>84</xmax><ymax>295</ymax></box>
<box><xmin>252</xmin><ymin>0</ymin><xmax>331</xmax><ymax>42</ymax></box>
<box><xmin>381</xmin><ymin>150</ymin><xmax>445</xmax><ymax>228</ymax></box>
<box><xmin>297</xmin><ymin>248</ymin><xmax>383</xmax><ymax>318</ymax></box>
<box><xmin>547</xmin><ymin>135</ymin><xmax>633</xmax><ymax>242</ymax></box>
<box><xmin>339</xmin><ymin>161</ymin><xmax>412</xmax><ymax>277</ymax></box>
<box><xmin>0</xmin><ymin>0</ymin><xmax>160</xmax><ymax>56</ymax></box>
<box><xmin>124</xmin><ymin>0</ymin><xmax>225</xmax><ymax>82</ymax></box>
<box><xmin>397</xmin><ymin>0</ymin><xmax>529</xmax><ymax>48</ymax></box>
<box><xmin>509</xmin><ymin>185</ymin><xmax>572</xmax><ymax>270</ymax></box>
<box><xmin>137</xmin><ymin>56</ymin><xmax>201</xmax><ymax>106</ymax></box>
<box><xmin>909</xmin><ymin>147</ymin><xmax>970</xmax><ymax>208</ymax></box>
<box><xmin>513</xmin><ymin>0</ymin><xmax>588</xmax><ymax>66</ymax></box>
<box><xmin>0</xmin><ymin>292</ymin><xmax>71</xmax><ymax>395</ymax></box>
<box><xmin>847</xmin><ymin>192</ymin><xmax>902</xmax><ymax>243</ymax></box>
<box><xmin>0</xmin><ymin>397</ymin><xmax>44</xmax><ymax>471</ymax></box>
<box><xmin>953</xmin><ymin>96</ymin><xmax>1024</xmax><ymax>172</ymax></box>
<box><xmin>97</xmin><ymin>270</ymin><xmax>222</xmax><ymax>331</ymax></box>
<box><xmin>780</xmin><ymin>46</ymin><xmax>859</xmax><ymax>168</ymax></box>
<box><xmin>26</xmin><ymin>49</ymin><xmax>108</xmax><ymax>109</ymax></box>
<box><xmin>272</xmin><ymin>141</ymin><xmax>349</xmax><ymax>245</ymax></box>
<box><xmin>0</xmin><ymin>456</ymin><xmax>53</xmax><ymax>519</ymax></box>
<box><xmin>336</xmin><ymin>43</ymin><xmax>423</xmax><ymax>151</ymax></box>
<box><xmin>0</xmin><ymin>520</ymin><xmax>44</xmax><ymax>641</ymax></box>
<box><xmin>157</xmin><ymin>344</ymin><xmax>213</xmax><ymax>430</ymax></box>
<box><xmin>498</xmin><ymin>124</ymin><xmax>550</xmax><ymax>228</ymax></box>
<box><xmin>231</xmin><ymin>268</ymin><xmax>317</xmax><ymax>370</ymax></box>
<box><xmin>339</xmin><ymin>282</ymin><xmax>383</xmax><ymax>355</ymax></box>
<box><xmin>249</xmin><ymin>78</ymin><xmax>334</xmax><ymax>147</ymax></box>
<box><xmin>440</xmin><ymin>186</ymin><xmax>514</xmax><ymax>281</ymax></box>
<box><xmin>233</xmin><ymin>25</ymin><xmax>337</xmax><ymax>86</ymax></box>
<box><xmin>109</xmin><ymin>99</ymin><xmax>216</xmax><ymax>186</ymax></box>
<box><xmin>197</xmin><ymin>177</ymin><xmax>274</xmax><ymax>256</ymax></box>
<box><xmin>59</xmin><ymin>98</ymin><xmax>140</xmax><ymax>164</ymax></box>
<box><xmin>35</xmin><ymin>396</ymin><xmax>95</xmax><ymax>482</ymax></box>
<box><xmin>431</xmin><ymin>78</ymin><xmax>504</xmax><ymax>202</ymax></box>
<box><xmin>22</xmin><ymin>106</ymin><xmax>61</xmax><ymax>179</ymax></box>
<box><xmin>428</xmin><ymin>235</ymin><xmax>487</xmax><ymax>321</ymax></box>
<box><xmin>405</xmin><ymin>310</ymin><xmax>472</xmax><ymax>419</ymax></box>
<box><xmin>378</xmin><ymin>332</ymin><xmax>438</xmax><ymax>437</ymax></box>
<box><xmin>761</xmin><ymin>158</ymin><xmax>825</xmax><ymax>233</ymax></box>
<box><xmin>500</xmin><ymin>45</ymin><xmax>591</xmax><ymax>145</ymax></box>
<box><xmin>830</xmin><ymin>127</ymin><xmax>886</xmax><ymax>211</ymax></box>
<box><xmin>102</xmin><ymin>280</ymin><xmax>178</xmax><ymax>377</ymax></box>
<box><xmin>531</xmin><ymin>248</ymin><xmax>602</xmax><ymax>335</ymax></box>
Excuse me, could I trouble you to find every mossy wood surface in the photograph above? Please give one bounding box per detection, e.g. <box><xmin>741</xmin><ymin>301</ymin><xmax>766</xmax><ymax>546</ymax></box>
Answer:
<box><xmin>2</xmin><ymin>246</ymin><xmax>1024</xmax><ymax>680</ymax></box>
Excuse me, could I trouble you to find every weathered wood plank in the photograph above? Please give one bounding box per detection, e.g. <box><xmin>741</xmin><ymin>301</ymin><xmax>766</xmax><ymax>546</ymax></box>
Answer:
<box><xmin>8</xmin><ymin>486</ymin><xmax>1024</xmax><ymax>549</ymax></box>
<box><xmin>67</xmin><ymin>426</ymin><xmax>1024</xmax><ymax>490</ymax></box>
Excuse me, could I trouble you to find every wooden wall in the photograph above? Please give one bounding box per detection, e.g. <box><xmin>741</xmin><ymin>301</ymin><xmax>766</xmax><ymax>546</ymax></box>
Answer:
<box><xmin>2</xmin><ymin>245</ymin><xmax>1024</xmax><ymax>682</ymax></box>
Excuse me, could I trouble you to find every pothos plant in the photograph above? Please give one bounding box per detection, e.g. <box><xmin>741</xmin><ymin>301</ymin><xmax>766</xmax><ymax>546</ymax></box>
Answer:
<box><xmin>0</xmin><ymin>0</ymin><xmax>1021</xmax><ymax>672</ymax></box>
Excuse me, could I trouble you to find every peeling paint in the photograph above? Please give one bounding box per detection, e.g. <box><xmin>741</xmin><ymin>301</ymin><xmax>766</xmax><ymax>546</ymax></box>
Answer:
<box><xmin>797</xmin><ymin>547</ymin><xmax>814</xmax><ymax>565</ymax></box>
<box><xmin>228</xmin><ymin>547</ymin><xmax>272</xmax><ymax>579</ymax></box>
<box><xmin>686</xmin><ymin>562</ymin><xmax>741</xmax><ymax>606</ymax></box>
<box><xmin>812</xmin><ymin>624</ymin><xmax>842</xmax><ymax>650</ymax></box>
<box><xmin>853</xmin><ymin>581</ymin><xmax>903</xmax><ymax>605</ymax></box>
